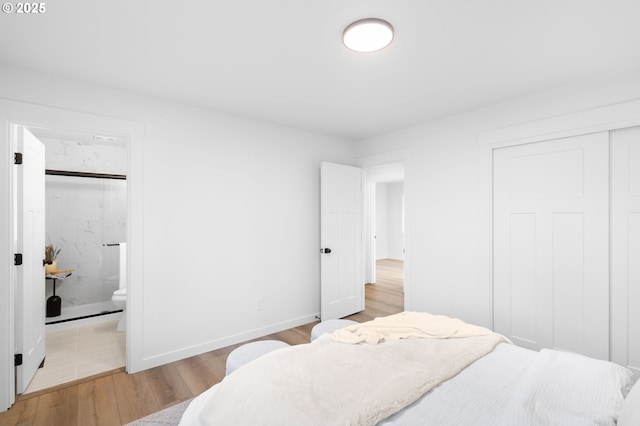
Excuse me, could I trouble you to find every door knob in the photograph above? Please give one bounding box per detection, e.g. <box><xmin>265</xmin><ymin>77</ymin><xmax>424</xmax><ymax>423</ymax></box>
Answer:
<box><xmin>322</xmin><ymin>248</ymin><xmax>332</xmax><ymax>254</ymax></box>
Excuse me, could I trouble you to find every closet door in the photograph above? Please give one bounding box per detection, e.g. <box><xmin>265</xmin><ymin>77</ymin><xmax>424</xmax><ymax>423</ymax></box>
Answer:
<box><xmin>493</xmin><ymin>132</ymin><xmax>609</xmax><ymax>360</ymax></box>
<box><xmin>611</xmin><ymin>126</ymin><xmax>640</xmax><ymax>377</ymax></box>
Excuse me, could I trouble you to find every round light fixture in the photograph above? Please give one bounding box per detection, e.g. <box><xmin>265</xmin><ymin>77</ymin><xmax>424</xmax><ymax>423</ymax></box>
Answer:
<box><xmin>343</xmin><ymin>18</ymin><xmax>394</xmax><ymax>53</ymax></box>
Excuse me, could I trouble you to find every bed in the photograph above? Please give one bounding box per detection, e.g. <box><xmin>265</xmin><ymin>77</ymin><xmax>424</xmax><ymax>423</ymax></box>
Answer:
<box><xmin>178</xmin><ymin>312</ymin><xmax>639</xmax><ymax>425</ymax></box>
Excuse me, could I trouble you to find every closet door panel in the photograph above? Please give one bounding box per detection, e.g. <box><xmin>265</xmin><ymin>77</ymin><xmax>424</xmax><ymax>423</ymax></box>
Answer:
<box><xmin>493</xmin><ymin>132</ymin><xmax>609</xmax><ymax>359</ymax></box>
<box><xmin>629</xmin><ymin>215</ymin><xmax>640</xmax><ymax>372</ymax></box>
<box><xmin>508</xmin><ymin>213</ymin><xmax>538</xmax><ymax>344</ymax></box>
<box><xmin>552</xmin><ymin>213</ymin><xmax>585</xmax><ymax>354</ymax></box>
<box><xmin>611</xmin><ymin>126</ymin><xmax>640</xmax><ymax>377</ymax></box>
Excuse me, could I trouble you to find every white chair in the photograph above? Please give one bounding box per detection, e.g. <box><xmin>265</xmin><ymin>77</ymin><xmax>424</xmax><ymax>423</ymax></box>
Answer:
<box><xmin>225</xmin><ymin>340</ymin><xmax>290</xmax><ymax>376</ymax></box>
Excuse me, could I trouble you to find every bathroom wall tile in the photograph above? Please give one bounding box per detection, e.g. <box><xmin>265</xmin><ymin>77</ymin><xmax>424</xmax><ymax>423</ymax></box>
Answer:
<box><xmin>44</xmin><ymin>138</ymin><xmax>126</xmax><ymax>309</ymax></box>
<box><xmin>44</xmin><ymin>138</ymin><xmax>127</xmax><ymax>175</ymax></box>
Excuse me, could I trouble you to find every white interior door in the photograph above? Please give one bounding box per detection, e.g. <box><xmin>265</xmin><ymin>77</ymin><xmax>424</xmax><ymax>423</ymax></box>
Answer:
<box><xmin>493</xmin><ymin>132</ymin><xmax>609</xmax><ymax>360</ymax></box>
<box><xmin>320</xmin><ymin>162</ymin><xmax>363</xmax><ymax>320</ymax></box>
<box><xmin>15</xmin><ymin>127</ymin><xmax>46</xmax><ymax>394</ymax></box>
<box><xmin>611</xmin><ymin>126</ymin><xmax>640</xmax><ymax>378</ymax></box>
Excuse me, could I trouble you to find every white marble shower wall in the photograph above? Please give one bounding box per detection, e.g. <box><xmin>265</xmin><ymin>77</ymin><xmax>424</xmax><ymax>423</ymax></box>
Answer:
<box><xmin>42</xmin><ymin>136</ymin><xmax>127</xmax><ymax>308</ymax></box>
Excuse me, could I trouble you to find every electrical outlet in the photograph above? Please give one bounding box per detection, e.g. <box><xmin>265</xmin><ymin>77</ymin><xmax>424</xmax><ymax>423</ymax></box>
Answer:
<box><xmin>256</xmin><ymin>298</ymin><xmax>264</xmax><ymax>311</ymax></box>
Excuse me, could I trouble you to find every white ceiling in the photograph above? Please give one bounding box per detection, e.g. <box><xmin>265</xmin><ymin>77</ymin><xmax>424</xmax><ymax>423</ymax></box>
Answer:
<box><xmin>1</xmin><ymin>0</ymin><xmax>640</xmax><ymax>141</ymax></box>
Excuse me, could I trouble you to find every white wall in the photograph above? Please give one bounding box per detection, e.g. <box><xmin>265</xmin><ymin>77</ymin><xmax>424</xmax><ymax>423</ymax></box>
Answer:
<box><xmin>375</xmin><ymin>183</ymin><xmax>389</xmax><ymax>260</ymax></box>
<box><xmin>375</xmin><ymin>182</ymin><xmax>404</xmax><ymax>261</ymax></box>
<box><xmin>387</xmin><ymin>182</ymin><xmax>404</xmax><ymax>260</ymax></box>
<box><xmin>355</xmin><ymin>68</ymin><xmax>640</xmax><ymax>329</ymax></box>
<box><xmin>0</xmin><ymin>65</ymin><xmax>355</xmax><ymax>373</ymax></box>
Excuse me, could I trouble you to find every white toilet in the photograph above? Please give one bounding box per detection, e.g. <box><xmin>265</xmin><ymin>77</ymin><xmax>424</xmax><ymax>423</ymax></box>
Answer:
<box><xmin>111</xmin><ymin>242</ymin><xmax>127</xmax><ymax>332</ymax></box>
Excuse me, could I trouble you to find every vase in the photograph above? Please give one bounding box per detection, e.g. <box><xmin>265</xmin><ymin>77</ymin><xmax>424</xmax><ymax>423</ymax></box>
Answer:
<box><xmin>45</xmin><ymin>260</ymin><xmax>58</xmax><ymax>274</ymax></box>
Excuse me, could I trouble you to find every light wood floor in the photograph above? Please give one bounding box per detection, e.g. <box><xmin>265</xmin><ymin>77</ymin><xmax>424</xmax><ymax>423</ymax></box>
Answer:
<box><xmin>1</xmin><ymin>259</ymin><xmax>404</xmax><ymax>426</ymax></box>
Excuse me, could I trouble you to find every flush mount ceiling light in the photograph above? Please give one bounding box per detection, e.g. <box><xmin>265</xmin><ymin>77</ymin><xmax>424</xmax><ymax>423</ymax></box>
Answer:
<box><xmin>343</xmin><ymin>18</ymin><xmax>394</xmax><ymax>53</ymax></box>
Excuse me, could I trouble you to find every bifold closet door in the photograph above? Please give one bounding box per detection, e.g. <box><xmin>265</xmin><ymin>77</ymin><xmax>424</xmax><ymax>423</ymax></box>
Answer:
<box><xmin>493</xmin><ymin>132</ymin><xmax>609</xmax><ymax>360</ymax></box>
<box><xmin>611</xmin><ymin>126</ymin><xmax>640</xmax><ymax>377</ymax></box>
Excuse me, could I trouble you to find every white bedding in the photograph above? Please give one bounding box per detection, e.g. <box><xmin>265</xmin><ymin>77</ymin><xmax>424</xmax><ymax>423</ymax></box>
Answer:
<box><xmin>195</xmin><ymin>332</ymin><xmax>505</xmax><ymax>425</ymax></box>
<box><xmin>180</xmin><ymin>342</ymin><xmax>632</xmax><ymax>425</ymax></box>
<box><xmin>380</xmin><ymin>344</ymin><xmax>631</xmax><ymax>425</ymax></box>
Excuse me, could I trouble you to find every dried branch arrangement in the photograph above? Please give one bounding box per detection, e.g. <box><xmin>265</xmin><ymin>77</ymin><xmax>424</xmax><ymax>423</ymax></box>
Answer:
<box><xmin>44</xmin><ymin>244</ymin><xmax>61</xmax><ymax>264</ymax></box>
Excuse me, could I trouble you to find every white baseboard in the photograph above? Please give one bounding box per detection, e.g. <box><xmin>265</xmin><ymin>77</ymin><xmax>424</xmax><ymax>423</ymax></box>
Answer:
<box><xmin>135</xmin><ymin>313</ymin><xmax>319</xmax><ymax>372</ymax></box>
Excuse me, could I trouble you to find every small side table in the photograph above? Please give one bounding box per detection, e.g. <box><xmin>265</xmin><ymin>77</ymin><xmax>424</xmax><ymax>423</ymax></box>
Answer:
<box><xmin>45</xmin><ymin>271</ymin><xmax>73</xmax><ymax>317</ymax></box>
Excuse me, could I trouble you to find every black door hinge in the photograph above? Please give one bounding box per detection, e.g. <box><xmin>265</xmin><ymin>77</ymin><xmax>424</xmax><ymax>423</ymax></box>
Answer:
<box><xmin>14</xmin><ymin>153</ymin><xmax>23</xmax><ymax>165</ymax></box>
<box><xmin>15</xmin><ymin>354</ymin><xmax>22</xmax><ymax>367</ymax></box>
<box><xmin>14</xmin><ymin>253</ymin><xmax>23</xmax><ymax>266</ymax></box>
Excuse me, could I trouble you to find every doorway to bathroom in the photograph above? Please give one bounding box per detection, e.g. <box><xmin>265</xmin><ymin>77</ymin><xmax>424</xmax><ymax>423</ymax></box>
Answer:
<box><xmin>0</xmin><ymin>100</ymin><xmax>144</xmax><ymax>411</ymax></box>
<box><xmin>21</xmin><ymin>125</ymin><xmax>128</xmax><ymax>394</ymax></box>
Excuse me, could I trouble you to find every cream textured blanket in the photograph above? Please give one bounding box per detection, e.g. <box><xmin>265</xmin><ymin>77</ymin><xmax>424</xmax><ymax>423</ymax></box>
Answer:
<box><xmin>197</xmin><ymin>313</ymin><xmax>508</xmax><ymax>426</ymax></box>
<box><xmin>332</xmin><ymin>311</ymin><xmax>498</xmax><ymax>344</ymax></box>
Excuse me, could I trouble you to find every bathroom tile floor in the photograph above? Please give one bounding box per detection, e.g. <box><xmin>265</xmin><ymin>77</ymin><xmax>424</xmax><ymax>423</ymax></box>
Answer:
<box><xmin>23</xmin><ymin>318</ymin><xmax>126</xmax><ymax>394</ymax></box>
